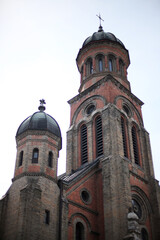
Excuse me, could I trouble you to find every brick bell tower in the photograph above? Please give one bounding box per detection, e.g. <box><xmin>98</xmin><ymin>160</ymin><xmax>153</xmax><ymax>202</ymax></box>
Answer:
<box><xmin>65</xmin><ymin>23</ymin><xmax>160</xmax><ymax>240</ymax></box>
<box><xmin>0</xmin><ymin>100</ymin><xmax>62</xmax><ymax>240</ymax></box>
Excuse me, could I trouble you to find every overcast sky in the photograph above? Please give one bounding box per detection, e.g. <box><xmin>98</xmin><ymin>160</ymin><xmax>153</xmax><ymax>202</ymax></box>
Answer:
<box><xmin>0</xmin><ymin>0</ymin><xmax>160</xmax><ymax>197</ymax></box>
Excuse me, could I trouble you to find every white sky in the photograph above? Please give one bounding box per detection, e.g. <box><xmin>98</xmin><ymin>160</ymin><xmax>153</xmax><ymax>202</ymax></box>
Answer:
<box><xmin>0</xmin><ymin>0</ymin><xmax>160</xmax><ymax>197</ymax></box>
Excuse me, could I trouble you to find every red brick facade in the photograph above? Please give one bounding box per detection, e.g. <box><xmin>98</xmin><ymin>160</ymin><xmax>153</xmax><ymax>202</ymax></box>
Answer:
<box><xmin>0</xmin><ymin>27</ymin><xmax>160</xmax><ymax>240</ymax></box>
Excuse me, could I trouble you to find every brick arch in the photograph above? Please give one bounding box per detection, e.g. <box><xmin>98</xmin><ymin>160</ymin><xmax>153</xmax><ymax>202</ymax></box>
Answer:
<box><xmin>84</xmin><ymin>56</ymin><xmax>93</xmax><ymax>64</ymax></box>
<box><xmin>107</xmin><ymin>52</ymin><xmax>117</xmax><ymax>59</ymax></box>
<box><xmin>94</xmin><ymin>52</ymin><xmax>105</xmax><ymax>58</ymax></box>
<box><xmin>92</xmin><ymin>111</ymin><xmax>103</xmax><ymax>121</ymax></box>
<box><xmin>71</xmin><ymin>95</ymin><xmax>107</xmax><ymax>126</ymax></box>
<box><xmin>131</xmin><ymin>120</ymin><xmax>141</xmax><ymax>131</ymax></box>
<box><xmin>69</xmin><ymin>213</ymin><xmax>91</xmax><ymax>232</ymax></box>
<box><xmin>114</xmin><ymin>95</ymin><xmax>143</xmax><ymax>126</ymax></box>
<box><xmin>131</xmin><ymin>185</ymin><xmax>153</xmax><ymax>217</ymax></box>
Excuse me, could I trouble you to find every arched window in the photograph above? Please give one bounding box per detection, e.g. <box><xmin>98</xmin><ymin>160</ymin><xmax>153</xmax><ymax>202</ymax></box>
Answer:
<box><xmin>141</xmin><ymin>228</ymin><xmax>148</xmax><ymax>240</ymax></box>
<box><xmin>123</xmin><ymin>105</ymin><xmax>130</xmax><ymax>116</ymax></box>
<box><xmin>96</xmin><ymin>54</ymin><xmax>104</xmax><ymax>72</ymax></box>
<box><xmin>109</xmin><ymin>58</ymin><xmax>113</xmax><ymax>71</ymax></box>
<box><xmin>121</xmin><ymin>117</ymin><xmax>128</xmax><ymax>158</ymax></box>
<box><xmin>76</xmin><ymin>222</ymin><xmax>84</xmax><ymax>240</ymax></box>
<box><xmin>119</xmin><ymin>59</ymin><xmax>124</xmax><ymax>76</ymax></box>
<box><xmin>81</xmin><ymin>124</ymin><xmax>88</xmax><ymax>164</ymax></box>
<box><xmin>19</xmin><ymin>151</ymin><xmax>23</xmax><ymax>167</ymax></box>
<box><xmin>132</xmin><ymin>126</ymin><xmax>140</xmax><ymax>165</ymax></box>
<box><xmin>48</xmin><ymin>151</ymin><xmax>53</xmax><ymax>168</ymax></box>
<box><xmin>86</xmin><ymin>58</ymin><xmax>93</xmax><ymax>76</ymax></box>
<box><xmin>98</xmin><ymin>58</ymin><xmax>103</xmax><ymax>72</ymax></box>
<box><xmin>95</xmin><ymin>115</ymin><xmax>103</xmax><ymax>157</ymax></box>
<box><xmin>108</xmin><ymin>55</ymin><xmax>116</xmax><ymax>72</ymax></box>
<box><xmin>32</xmin><ymin>148</ymin><xmax>39</xmax><ymax>163</ymax></box>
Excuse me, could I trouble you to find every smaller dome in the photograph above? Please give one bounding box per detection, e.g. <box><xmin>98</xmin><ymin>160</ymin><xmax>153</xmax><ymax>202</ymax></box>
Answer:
<box><xmin>16</xmin><ymin>112</ymin><xmax>61</xmax><ymax>137</ymax></box>
<box><xmin>82</xmin><ymin>26</ymin><xmax>125</xmax><ymax>48</ymax></box>
<box><xmin>16</xmin><ymin>101</ymin><xmax>62</xmax><ymax>149</ymax></box>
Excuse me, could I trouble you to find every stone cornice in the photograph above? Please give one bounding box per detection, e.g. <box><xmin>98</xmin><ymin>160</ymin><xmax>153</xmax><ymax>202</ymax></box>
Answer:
<box><xmin>17</xmin><ymin>137</ymin><xmax>58</xmax><ymax>149</ymax></box>
<box><xmin>16</xmin><ymin>130</ymin><xmax>59</xmax><ymax>141</ymax></box>
<box><xmin>12</xmin><ymin>172</ymin><xmax>57</xmax><ymax>183</ymax></box>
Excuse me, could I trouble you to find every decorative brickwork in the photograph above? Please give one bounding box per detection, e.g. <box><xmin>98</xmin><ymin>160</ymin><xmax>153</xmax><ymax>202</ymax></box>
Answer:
<box><xmin>0</xmin><ymin>26</ymin><xmax>160</xmax><ymax>240</ymax></box>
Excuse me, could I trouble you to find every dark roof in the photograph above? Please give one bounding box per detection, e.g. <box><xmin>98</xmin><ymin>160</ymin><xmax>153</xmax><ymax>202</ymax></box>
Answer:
<box><xmin>16</xmin><ymin>110</ymin><xmax>62</xmax><ymax>141</ymax></box>
<box><xmin>59</xmin><ymin>158</ymin><xmax>100</xmax><ymax>185</ymax></box>
<box><xmin>82</xmin><ymin>25</ymin><xmax>125</xmax><ymax>48</ymax></box>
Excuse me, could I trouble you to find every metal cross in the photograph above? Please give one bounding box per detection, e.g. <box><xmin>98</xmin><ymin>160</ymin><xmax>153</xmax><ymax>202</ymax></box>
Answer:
<box><xmin>96</xmin><ymin>13</ymin><xmax>104</xmax><ymax>26</ymax></box>
<box><xmin>39</xmin><ymin>99</ymin><xmax>46</xmax><ymax>106</ymax></box>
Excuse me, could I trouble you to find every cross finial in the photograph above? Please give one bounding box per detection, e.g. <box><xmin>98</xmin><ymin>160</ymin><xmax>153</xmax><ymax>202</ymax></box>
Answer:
<box><xmin>38</xmin><ymin>99</ymin><xmax>46</xmax><ymax>111</ymax></box>
<box><xmin>96</xmin><ymin>13</ymin><xmax>104</xmax><ymax>27</ymax></box>
<box><xmin>40</xmin><ymin>99</ymin><xmax>46</xmax><ymax>106</ymax></box>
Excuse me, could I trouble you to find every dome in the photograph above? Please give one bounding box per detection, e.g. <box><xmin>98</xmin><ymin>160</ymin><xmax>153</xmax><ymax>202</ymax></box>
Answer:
<box><xmin>16</xmin><ymin>102</ymin><xmax>62</xmax><ymax>141</ymax></box>
<box><xmin>82</xmin><ymin>25</ymin><xmax>125</xmax><ymax>48</ymax></box>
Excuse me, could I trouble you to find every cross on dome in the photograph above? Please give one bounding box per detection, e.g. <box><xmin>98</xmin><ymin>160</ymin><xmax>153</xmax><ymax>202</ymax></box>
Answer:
<box><xmin>39</xmin><ymin>99</ymin><xmax>46</xmax><ymax>111</ymax></box>
<box><xmin>96</xmin><ymin>13</ymin><xmax>104</xmax><ymax>27</ymax></box>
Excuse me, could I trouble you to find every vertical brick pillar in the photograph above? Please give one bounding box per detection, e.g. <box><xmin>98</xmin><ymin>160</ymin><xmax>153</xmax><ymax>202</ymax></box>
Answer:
<box><xmin>101</xmin><ymin>105</ymin><xmax>132</xmax><ymax>240</ymax></box>
<box><xmin>66</xmin><ymin>128</ymin><xmax>74</xmax><ymax>175</ymax></box>
<box><xmin>105</xmin><ymin>55</ymin><xmax>108</xmax><ymax>70</ymax></box>
<box><xmin>116</xmin><ymin>58</ymin><xmax>119</xmax><ymax>73</ymax></box>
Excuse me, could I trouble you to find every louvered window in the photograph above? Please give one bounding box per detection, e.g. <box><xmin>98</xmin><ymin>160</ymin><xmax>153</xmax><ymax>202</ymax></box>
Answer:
<box><xmin>132</xmin><ymin>126</ymin><xmax>140</xmax><ymax>165</ymax></box>
<box><xmin>121</xmin><ymin>117</ymin><xmax>128</xmax><ymax>158</ymax></box>
<box><xmin>95</xmin><ymin>116</ymin><xmax>103</xmax><ymax>157</ymax></box>
<box><xmin>81</xmin><ymin>124</ymin><xmax>88</xmax><ymax>164</ymax></box>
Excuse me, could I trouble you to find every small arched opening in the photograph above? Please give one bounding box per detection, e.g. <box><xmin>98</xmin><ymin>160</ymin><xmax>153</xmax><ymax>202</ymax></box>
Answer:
<box><xmin>76</xmin><ymin>222</ymin><xmax>85</xmax><ymax>240</ymax></box>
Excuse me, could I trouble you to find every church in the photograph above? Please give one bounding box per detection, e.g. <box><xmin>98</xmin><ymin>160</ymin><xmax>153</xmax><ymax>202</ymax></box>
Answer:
<box><xmin>0</xmin><ymin>23</ymin><xmax>160</xmax><ymax>240</ymax></box>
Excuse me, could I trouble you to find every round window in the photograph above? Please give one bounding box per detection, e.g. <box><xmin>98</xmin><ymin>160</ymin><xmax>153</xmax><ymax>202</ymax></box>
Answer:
<box><xmin>86</xmin><ymin>104</ymin><xmax>96</xmax><ymax>115</ymax></box>
<box><xmin>82</xmin><ymin>191</ymin><xmax>89</xmax><ymax>202</ymax></box>
<box><xmin>81</xmin><ymin>189</ymin><xmax>91</xmax><ymax>204</ymax></box>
